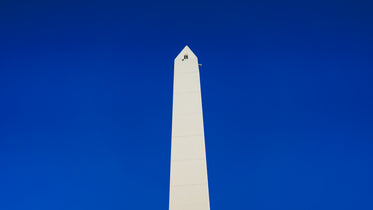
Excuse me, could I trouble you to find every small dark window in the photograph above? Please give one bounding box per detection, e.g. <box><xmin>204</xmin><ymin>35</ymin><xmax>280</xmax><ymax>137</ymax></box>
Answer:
<box><xmin>184</xmin><ymin>54</ymin><xmax>188</xmax><ymax>59</ymax></box>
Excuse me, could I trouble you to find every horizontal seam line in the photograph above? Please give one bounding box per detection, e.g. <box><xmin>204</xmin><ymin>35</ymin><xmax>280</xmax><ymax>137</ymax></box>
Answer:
<box><xmin>171</xmin><ymin>158</ymin><xmax>205</xmax><ymax>161</ymax></box>
<box><xmin>173</xmin><ymin>91</ymin><xmax>200</xmax><ymax>93</ymax></box>
<box><xmin>172</xmin><ymin>134</ymin><xmax>204</xmax><ymax>138</ymax></box>
<box><xmin>170</xmin><ymin>184</ymin><xmax>208</xmax><ymax>187</ymax></box>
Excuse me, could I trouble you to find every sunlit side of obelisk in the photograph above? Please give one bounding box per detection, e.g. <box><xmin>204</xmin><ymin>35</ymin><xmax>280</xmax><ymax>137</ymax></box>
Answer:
<box><xmin>169</xmin><ymin>46</ymin><xmax>210</xmax><ymax>210</ymax></box>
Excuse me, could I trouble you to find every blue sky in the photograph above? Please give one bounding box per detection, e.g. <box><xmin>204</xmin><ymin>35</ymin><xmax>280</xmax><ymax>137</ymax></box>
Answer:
<box><xmin>1</xmin><ymin>0</ymin><xmax>373</xmax><ymax>209</ymax></box>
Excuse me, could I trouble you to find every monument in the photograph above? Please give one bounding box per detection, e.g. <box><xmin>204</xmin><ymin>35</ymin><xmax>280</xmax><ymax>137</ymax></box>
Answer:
<box><xmin>169</xmin><ymin>46</ymin><xmax>210</xmax><ymax>210</ymax></box>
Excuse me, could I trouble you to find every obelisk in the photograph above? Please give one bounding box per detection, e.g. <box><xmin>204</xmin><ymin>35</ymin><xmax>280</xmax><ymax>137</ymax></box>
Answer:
<box><xmin>169</xmin><ymin>46</ymin><xmax>210</xmax><ymax>210</ymax></box>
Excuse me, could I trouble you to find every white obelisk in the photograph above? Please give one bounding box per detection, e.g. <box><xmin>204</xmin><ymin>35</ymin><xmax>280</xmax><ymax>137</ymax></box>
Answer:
<box><xmin>169</xmin><ymin>46</ymin><xmax>210</xmax><ymax>210</ymax></box>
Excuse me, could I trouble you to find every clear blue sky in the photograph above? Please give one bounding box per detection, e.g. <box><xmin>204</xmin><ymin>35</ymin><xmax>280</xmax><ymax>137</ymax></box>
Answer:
<box><xmin>1</xmin><ymin>0</ymin><xmax>373</xmax><ymax>209</ymax></box>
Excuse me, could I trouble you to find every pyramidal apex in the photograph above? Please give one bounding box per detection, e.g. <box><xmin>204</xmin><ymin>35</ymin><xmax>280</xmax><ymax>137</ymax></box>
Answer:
<box><xmin>175</xmin><ymin>45</ymin><xmax>196</xmax><ymax>60</ymax></box>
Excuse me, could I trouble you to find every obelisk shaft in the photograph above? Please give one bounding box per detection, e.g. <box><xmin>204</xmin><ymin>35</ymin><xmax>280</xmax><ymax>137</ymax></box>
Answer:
<box><xmin>169</xmin><ymin>46</ymin><xmax>210</xmax><ymax>210</ymax></box>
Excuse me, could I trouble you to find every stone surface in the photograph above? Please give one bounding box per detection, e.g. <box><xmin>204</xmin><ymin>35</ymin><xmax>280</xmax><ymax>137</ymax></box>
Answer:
<box><xmin>169</xmin><ymin>46</ymin><xmax>210</xmax><ymax>210</ymax></box>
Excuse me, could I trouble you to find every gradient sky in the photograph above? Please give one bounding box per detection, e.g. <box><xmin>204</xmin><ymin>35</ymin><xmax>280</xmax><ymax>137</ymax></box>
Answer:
<box><xmin>1</xmin><ymin>0</ymin><xmax>373</xmax><ymax>209</ymax></box>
